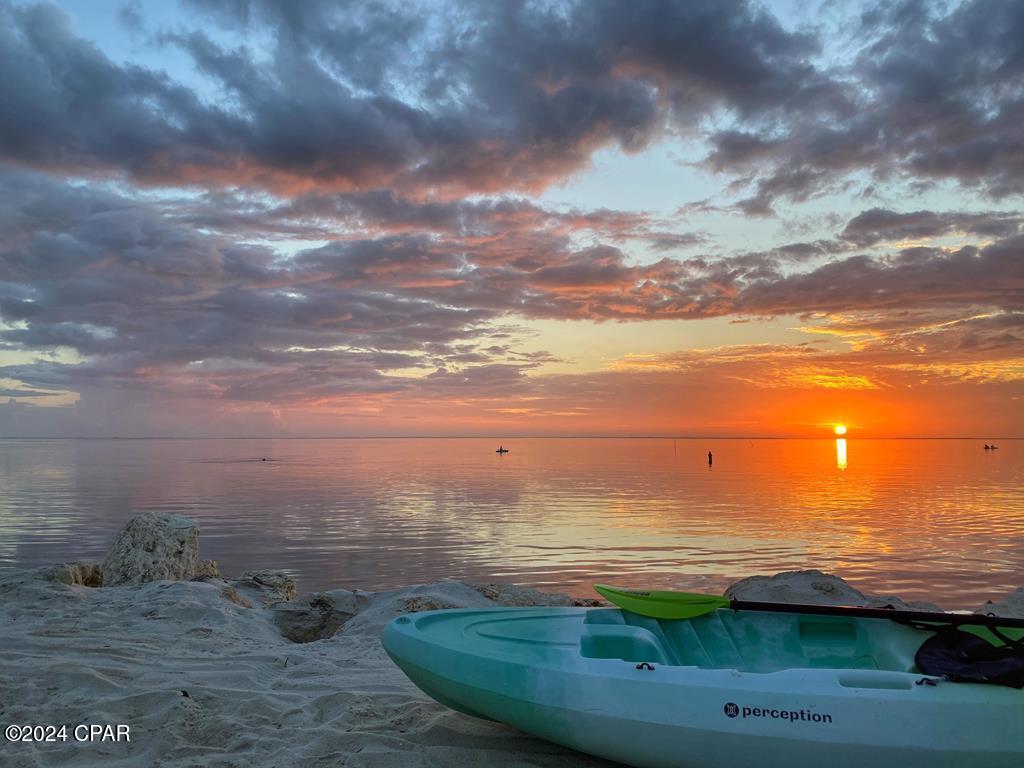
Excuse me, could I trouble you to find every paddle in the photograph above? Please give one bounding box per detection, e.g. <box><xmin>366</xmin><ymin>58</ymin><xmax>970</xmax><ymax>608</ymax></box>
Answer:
<box><xmin>593</xmin><ymin>584</ymin><xmax>1024</xmax><ymax>631</ymax></box>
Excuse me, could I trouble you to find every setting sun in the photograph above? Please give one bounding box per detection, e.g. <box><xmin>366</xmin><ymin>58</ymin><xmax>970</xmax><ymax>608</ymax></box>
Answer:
<box><xmin>834</xmin><ymin>424</ymin><xmax>848</xmax><ymax>436</ymax></box>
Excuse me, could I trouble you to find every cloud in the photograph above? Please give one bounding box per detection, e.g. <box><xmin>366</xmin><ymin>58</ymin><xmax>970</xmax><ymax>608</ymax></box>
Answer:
<box><xmin>3</xmin><ymin>0</ymin><xmax>1022</xmax><ymax>213</ymax></box>
<box><xmin>703</xmin><ymin>0</ymin><xmax>1024</xmax><ymax>211</ymax></box>
<box><xmin>0</xmin><ymin>0</ymin><xmax>834</xmax><ymax>196</ymax></box>
<box><xmin>0</xmin><ymin>386</ymin><xmax>58</xmax><ymax>397</ymax></box>
<box><xmin>840</xmin><ymin>208</ymin><xmax>1023</xmax><ymax>247</ymax></box>
<box><xmin>735</xmin><ymin>237</ymin><xmax>1024</xmax><ymax>316</ymax></box>
<box><xmin>3</xmin><ymin>164</ymin><xmax>1022</xmax><ymax>417</ymax></box>
<box><xmin>806</xmin><ymin>310</ymin><xmax>1024</xmax><ymax>377</ymax></box>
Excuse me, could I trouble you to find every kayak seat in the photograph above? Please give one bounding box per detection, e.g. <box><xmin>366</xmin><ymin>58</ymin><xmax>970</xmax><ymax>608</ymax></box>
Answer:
<box><xmin>580</xmin><ymin>624</ymin><xmax>672</xmax><ymax>664</ymax></box>
<box><xmin>714</xmin><ymin>614</ymin><xmax>877</xmax><ymax>671</ymax></box>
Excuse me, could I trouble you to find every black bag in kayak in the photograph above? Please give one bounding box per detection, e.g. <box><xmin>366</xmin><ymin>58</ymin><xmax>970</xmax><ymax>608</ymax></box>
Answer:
<box><xmin>915</xmin><ymin>626</ymin><xmax>1024</xmax><ymax>688</ymax></box>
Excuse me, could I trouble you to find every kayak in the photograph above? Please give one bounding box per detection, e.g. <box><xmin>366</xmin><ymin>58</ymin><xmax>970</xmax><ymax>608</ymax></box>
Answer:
<box><xmin>383</xmin><ymin>605</ymin><xmax>1024</xmax><ymax>768</ymax></box>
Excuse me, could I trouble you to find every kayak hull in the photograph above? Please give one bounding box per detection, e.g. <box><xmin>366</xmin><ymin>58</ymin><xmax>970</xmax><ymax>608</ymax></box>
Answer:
<box><xmin>383</xmin><ymin>607</ymin><xmax>1024</xmax><ymax>768</ymax></box>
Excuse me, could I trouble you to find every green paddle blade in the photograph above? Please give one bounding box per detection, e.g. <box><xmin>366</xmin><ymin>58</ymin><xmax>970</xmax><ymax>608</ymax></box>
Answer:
<box><xmin>594</xmin><ymin>584</ymin><xmax>730</xmax><ymax>619</ymax></box>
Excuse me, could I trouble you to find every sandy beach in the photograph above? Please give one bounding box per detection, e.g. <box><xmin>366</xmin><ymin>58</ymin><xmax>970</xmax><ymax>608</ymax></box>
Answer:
<box><xmin>2</xmin><ymin>513</ymin><xmax>1021</xmax><ymax>768</ymax></box>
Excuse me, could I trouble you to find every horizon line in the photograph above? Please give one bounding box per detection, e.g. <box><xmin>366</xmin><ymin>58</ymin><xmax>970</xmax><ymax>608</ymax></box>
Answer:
<box><xmin>0</xmin><ymin>435</ymin><xmax>1020</xmax><ymax>441</ymax></box>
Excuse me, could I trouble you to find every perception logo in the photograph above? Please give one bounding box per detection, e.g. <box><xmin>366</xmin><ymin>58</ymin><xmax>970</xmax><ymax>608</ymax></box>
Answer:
<box><xmin>722</xmin><ymin>702</ymin><xmax>833</xmax><ymax>724</ymax></box>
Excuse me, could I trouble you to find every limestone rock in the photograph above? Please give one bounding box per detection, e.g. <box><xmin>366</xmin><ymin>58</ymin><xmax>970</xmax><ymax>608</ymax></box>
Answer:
<box><xmin>220</xmin><ymin>586</ymin><xmax>253</xmax><ymax>609</ymax></box>
<box><xmin>726</xmin><ymin>569</ymin><xmax>866</xmax><ymax>605</ymax></box>
<box><xmin>978</xmin><ymin>588</ymin><xmax>1024</xmax><ymax>619</ymax></box>
<box><xmin>39</xmin><ymin>562</ymin><xmax>104</xmax><ymax>587</ymax></box>
<box><xmin>101</xmin><ymin>513</ymin><xmax>201</xmax><ymax>586</ymax></box>
<box><xmin>472</xmin><ymin>582</ymin><xmax>574</xmax><ymax>607</ymax></box>
<box><xmin>397</xmin><ymin>594</ymin><xmax>464</xmax><ymax>613</ymax></box>
<box><xmin>195</xmin><ymin>560</ymin><xmax>221</xmax><ymax>579</ymax></box>
<box><xmin>726</xmin><ymin>569</ymin><xmax>940</xmax><ymax>611</ymax></box>
<box><xmin>234</xmin><ymin>570</ymin><xmax>297</xmax><ymax>605</ymax></box>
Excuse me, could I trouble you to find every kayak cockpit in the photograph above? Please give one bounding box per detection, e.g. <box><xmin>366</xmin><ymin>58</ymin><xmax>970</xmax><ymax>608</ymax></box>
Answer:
<box><xmin>581</xmin><ymin>607</ymin><xmax>926</xmax><ymax>674</ymax></box>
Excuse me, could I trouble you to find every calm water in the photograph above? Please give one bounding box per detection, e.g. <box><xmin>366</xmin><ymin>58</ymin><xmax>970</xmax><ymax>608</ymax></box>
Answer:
<box><xmin>0</xmin><ymin>438</ymin><xmax>1021</xmax><ymax>609</ymax></box>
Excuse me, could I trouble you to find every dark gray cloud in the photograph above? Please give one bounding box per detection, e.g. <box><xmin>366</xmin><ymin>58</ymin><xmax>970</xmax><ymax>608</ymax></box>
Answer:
<box><xmin>0</xmin><ymin>387</ymin><xmax>58</xmax><ymax>397</ymax></box>
<box><xmin>736</xmin><ymin>237</ymin><xmax>1024</xmax><ymax>316</ymax></box>
<box><xmin>1</xmin><ymin>0</ymin><xmax>1020</xmax><ymax>210</ymax></box>
<box><xmin>711</xmin><ymin>0</ymin><xmax>1024</xmax><ymax>213</ymax></box>
<box><xmin>840</xmin><ymin>208</ymin><xmax>1023</xmax><ymax>247</ymax></box>
<box><xmin>0</xmin><ymin>0</ymin><xmax>834</xmax><ymax>194</ymax></box>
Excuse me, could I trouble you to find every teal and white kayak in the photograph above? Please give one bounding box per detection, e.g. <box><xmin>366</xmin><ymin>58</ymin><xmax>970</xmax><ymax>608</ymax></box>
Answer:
<box><xmin>383</xmin><ymin>605</ymin><xmax>1024</xmax><ymax>768</ymax></box>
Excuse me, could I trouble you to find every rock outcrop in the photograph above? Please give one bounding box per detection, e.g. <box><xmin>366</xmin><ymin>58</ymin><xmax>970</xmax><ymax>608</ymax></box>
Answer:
<box><xmin>195</xmin><ymin>559</ymin><xmax>222</xmax><ymax>579</ymax></box>
<box><xmin>39</xmin><ymin>561</ymin><xmax>104</xmax><ymax>587</ymax></box>
<box><xmin>101</xmin><ymin>512</ymin><xmax>204</xmax><ymax>586</ymax></box>
<box><xmin>233</xmin><ymin>570</ymin><xmax>298</xmax><ymax>605</ymax></box>
<box><xmin>472</xmin><ymin>582</ymin><xmax>573</xmax><ymax>606</ymax></box>
<box><xmin>726</xmin><ymin>569</ymin><xmax>941</xmax><ymax>611</ymax></box>
<box><xmin>978</xmin><ymin>588</ymin><xmax>1024</xmax><ymax>618</ymax></box>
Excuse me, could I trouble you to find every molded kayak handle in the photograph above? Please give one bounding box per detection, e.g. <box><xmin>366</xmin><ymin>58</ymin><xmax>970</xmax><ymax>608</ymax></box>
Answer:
<box><xmin>837</xmin><ymin>671</ymin><xmax>914</xmax><ymax>690</ymax></box>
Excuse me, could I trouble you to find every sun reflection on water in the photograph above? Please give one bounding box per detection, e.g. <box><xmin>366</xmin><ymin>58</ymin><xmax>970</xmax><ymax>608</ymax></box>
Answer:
<box><xmin>836</xmin><ymin>437</ymin><xmax>848</xmax><ymax>470</ymax></box>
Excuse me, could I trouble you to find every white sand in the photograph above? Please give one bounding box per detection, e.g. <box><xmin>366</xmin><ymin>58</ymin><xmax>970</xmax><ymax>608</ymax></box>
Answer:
<box><xmin>2</xmin><ymin>562</ymin><xmax>1020</xmax><ymax>768</ymax></box>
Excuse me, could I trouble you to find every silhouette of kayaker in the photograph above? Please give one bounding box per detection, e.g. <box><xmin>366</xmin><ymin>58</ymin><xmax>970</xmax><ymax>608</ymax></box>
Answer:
<box><xmin>496</xmin><ymin>446</ymin><xmax>509</xmax><ymax>454</ymax></box>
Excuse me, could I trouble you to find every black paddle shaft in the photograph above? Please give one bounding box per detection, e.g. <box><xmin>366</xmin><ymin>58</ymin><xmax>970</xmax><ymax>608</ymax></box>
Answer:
<box><xmin>729</xmin><ymin>599</ymin><xmax>1024</xmax><ymax>630</ymax></box>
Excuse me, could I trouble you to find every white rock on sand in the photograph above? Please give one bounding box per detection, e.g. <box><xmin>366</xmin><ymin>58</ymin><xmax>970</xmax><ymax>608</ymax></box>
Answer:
<box><xmin>1</xmin><ymin>514</ymin><xmax>1019</xmax><ymax>767</ymax></box>
<box><xmin>978</xmin><ymin>587</ymin><xmax>1024</xmax><ymax>619</ymax></box>
<box><xmin>726</xmin><ymin>569</ymin><xmax>942</xmax><ymax>611</ymax></box>
<box><xmin>101</xmin><ymin>512</ymin><xmax>220</xmax><ymax>586</ymax></box>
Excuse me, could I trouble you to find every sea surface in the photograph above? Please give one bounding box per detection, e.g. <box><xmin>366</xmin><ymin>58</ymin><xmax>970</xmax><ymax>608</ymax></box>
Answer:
<box><xmin>1</xmin><ymin>438</ymin><xmax>1021</xmax><ymax>609</ymax></box>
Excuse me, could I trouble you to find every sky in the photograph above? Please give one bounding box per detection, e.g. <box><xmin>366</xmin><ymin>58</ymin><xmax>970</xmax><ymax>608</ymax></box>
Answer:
<box><xmin>0</xmin><ymin>0</ymin><xmax>1022</xmax><ymax>437</ymax></box>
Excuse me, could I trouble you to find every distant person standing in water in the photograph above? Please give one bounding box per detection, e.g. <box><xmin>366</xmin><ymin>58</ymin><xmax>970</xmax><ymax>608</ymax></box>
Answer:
<box><xmin>707</xmin><ymin>450</ymin><xmax>713</xmax><ymax>466</ymax></box>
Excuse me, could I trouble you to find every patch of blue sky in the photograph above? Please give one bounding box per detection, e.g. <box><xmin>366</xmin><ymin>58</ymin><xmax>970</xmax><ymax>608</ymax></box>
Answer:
<box><xmin>537</xmin><ymin>142</ymin><xmax>717</xmax><ymax>216</ymax></box>
<box><xmin>33</xmin><ymin>0</ymin><xmax>275</xmax><ymax>109</ymax></box>
<box><xmin>264</xmin><ymin>239</ymin><xmax>332</xmax><ymax>263</ymax></box>
<box><xmin>765</xmin><ymin>0</ymin><xmax>874</xmax><ymax>64</ymax></box>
